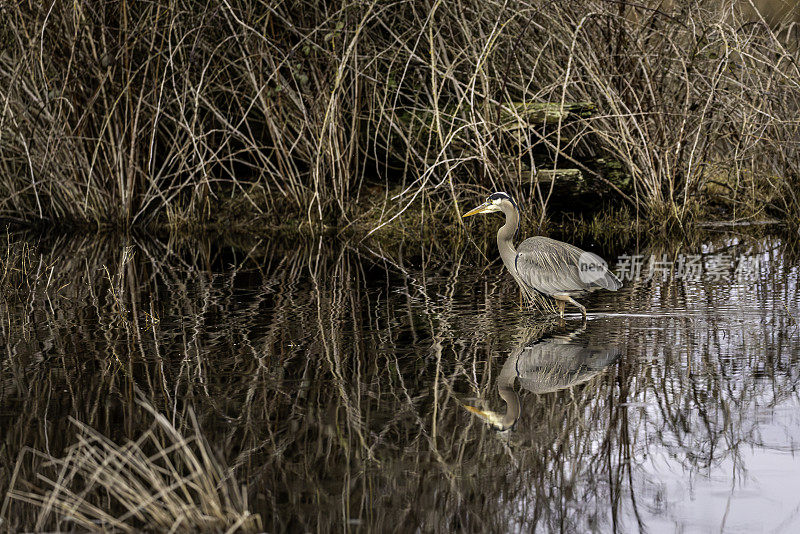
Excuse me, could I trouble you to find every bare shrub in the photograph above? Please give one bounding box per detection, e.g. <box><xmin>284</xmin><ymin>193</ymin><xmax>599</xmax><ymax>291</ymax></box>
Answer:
<box><xmin>0</xmin><ymin>0</ymin><xmax>798</xmax><ymax>229</ymax></box>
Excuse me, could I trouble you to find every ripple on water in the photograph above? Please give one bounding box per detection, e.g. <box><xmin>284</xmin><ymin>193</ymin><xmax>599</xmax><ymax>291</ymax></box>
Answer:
<box><xmin>2</xmin><ymin>232</ymin><xmax>800</xmax><ymax>532</ymax></box>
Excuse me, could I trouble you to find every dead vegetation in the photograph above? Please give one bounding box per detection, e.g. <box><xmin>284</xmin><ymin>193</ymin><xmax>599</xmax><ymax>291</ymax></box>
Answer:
<box><xmin>2</xmin><ymin>401</ymin><xmax>261</xmax><ymax>533</ymax></box>
<box><xmin>0</xmin><ymin>1</ymin><xmax>798</xmax><ymax>232</ymax></box>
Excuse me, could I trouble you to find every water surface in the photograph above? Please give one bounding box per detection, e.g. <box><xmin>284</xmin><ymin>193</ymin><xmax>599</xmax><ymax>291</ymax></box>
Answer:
<box><xmin>1</xmin><ymin>231</ymin><xmax>799</xmax><ymax>532</ymax></box>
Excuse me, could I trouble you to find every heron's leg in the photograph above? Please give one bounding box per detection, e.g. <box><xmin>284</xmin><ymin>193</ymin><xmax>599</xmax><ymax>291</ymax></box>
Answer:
<box><xmin>566</xmin><ymin>296</ymin><xmax>587</xmax><ymax>319</ymax></box>
<box><xmin>556</xmin><ymin>299</ymin><xmax>566</xmax><ymax>318</ymax></box>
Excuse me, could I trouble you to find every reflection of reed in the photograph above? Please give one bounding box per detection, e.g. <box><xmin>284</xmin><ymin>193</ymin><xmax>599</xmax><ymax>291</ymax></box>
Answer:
<box><xmin>1</xmin><ymin>232</ymin><xmax>799</xmax><ymax>532</ymax></box>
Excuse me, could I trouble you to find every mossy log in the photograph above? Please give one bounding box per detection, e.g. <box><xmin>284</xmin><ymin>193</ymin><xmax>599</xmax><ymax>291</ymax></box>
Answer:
<box><xmin>498</xmin><ymin>158</ymin><xmax>632</xmax><ymax>212</ymax></box>
<box><xmin>536</xmin><ymin>168</ymin><xmax>584</xmax><ymax>183</ymax></box>
<box><xmin>498</xmin><ymin>101</ymin><xmax>595</xmax><ymax>130</ymax></box>
<box><xmin>398</xmin><ymin>101</ymin><xmax>595</xmax><ymax>135</ymax></box>
<box><xmin>395</xmin><ymin>102</ymin><xmax>631</xmax><ymax>208</ymax></box>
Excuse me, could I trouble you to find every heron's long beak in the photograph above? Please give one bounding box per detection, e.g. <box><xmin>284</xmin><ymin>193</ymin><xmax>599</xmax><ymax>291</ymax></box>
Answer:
<box><xmin>464</xmin><ymin>405</ymin><xmax>509</xmax><ymax>430</ymax></box>
<box><xmin>462</xmin><ymin>201</ymin><xmax>491</xmax><ymax>218</ymax></box>
<box><xmin>464</xmin><ymin>405</ymin><xmax>496</xmax><ymax>423</ymax></box>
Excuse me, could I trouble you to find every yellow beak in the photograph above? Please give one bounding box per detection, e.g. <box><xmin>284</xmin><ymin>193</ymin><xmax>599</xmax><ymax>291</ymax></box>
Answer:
<box><xmin>462</xmin><ymin>201</ymin><xmax>491</xmax><ymax>218</ymax></box>
<box><xmin>465</xmin><ymin>405</ymin><xmax>505</xmax><ymax>429</ymax></box>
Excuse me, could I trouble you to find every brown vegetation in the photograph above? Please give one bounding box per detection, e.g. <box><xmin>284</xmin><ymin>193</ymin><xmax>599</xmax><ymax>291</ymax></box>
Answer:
<box><xmin>1</xmin><ymin>1</ymin><xmax>799</xmax><ymax>232</ymax></box>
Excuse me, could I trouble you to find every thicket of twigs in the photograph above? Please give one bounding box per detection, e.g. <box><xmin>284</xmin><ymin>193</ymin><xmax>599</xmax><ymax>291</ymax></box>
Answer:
<box><xmin>1</xmin><ymin>0</ymin><xmax>798</xmax><ymax>230</ymax></box>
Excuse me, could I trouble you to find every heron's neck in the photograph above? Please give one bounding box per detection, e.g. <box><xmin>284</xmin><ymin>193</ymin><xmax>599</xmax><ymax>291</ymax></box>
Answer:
<box><xmin>496</xmin><ymin>348</ymin><xmax>522</xmax><ymax>430</ymax></box>
<box><xmin>497</xmin><ymin>385</ymin><xmax>521</xmax><ymax>430</ymax></box>
<box><xmin>497</xmin><ymin>203</ymin><xmax>519</xmax><ymax>274</ymax></box>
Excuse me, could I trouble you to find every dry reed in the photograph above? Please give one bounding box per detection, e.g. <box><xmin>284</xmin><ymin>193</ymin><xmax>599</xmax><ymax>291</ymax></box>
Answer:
<box><xmin>0</xmin><ymin>1</ymin><xmax>798</xmax><ymax>232</ymax></box>
<box><xmin>2</xmin><ymin>398</ymin><xmax>261</xmax><ymax>533</ymax></box>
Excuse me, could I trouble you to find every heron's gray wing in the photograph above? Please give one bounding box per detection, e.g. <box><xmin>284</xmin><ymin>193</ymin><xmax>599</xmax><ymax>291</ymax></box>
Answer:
<box><xmin>517</xmin><ymin>344</ymin><xmax>621</xmax><ymax>393</ymax></box>
<box><xmin>515</xmin><ymin>236</ymin><xmax>621</xmax><ymax>296</ymax></box>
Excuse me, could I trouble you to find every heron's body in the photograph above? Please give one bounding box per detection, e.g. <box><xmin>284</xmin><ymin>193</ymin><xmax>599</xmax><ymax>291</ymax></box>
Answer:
<box><xmin>464</xmin><ymin>192</ymin><xmax>621</xmax><ymax>317</ymax></box>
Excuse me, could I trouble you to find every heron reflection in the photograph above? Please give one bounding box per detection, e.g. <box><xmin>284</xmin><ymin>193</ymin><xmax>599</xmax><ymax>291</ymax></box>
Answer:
<box><xmin>466</xmin><ymin>321</ymin><xmax>620</xmax><ymax>431</ymax></box>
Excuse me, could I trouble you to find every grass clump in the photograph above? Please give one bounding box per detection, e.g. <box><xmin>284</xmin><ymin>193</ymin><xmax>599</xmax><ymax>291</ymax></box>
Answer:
<box><xmin>2</xmin><ymin>400</ymin><xmax>261</xmax><ymax>533</ymax></box>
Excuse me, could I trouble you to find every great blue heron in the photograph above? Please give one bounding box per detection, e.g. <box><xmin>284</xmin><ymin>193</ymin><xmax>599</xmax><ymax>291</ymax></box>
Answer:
<box><xmin>465</xmin><ymin>322</ymin><xmax>620</xmax><ymax>431</ymax></box>
<box><xmin>463</xmin><ymin>192</ymin><xmax>622</xmax><ymax>317</ymax></box>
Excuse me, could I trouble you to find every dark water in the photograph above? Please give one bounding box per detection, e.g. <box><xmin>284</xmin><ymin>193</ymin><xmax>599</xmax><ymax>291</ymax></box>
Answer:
<box><xmin>1</xmin><ymin>231</ymin><xmax>799</xmax><ymax>532</ymax></box>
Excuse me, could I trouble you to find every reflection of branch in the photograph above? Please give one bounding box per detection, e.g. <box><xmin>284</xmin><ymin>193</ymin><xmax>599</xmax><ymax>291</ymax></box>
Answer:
<box><xmin>3</xmin><ymin>230</ymin><xmax>800</xmax><ymax>532</ymax></box>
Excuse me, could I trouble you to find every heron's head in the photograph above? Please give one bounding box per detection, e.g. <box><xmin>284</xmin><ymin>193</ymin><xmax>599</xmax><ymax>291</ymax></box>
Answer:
<box><xmin>463</xmin><ymin>192</ymin><xmax>517</xmax><ymax>218</ymax></box>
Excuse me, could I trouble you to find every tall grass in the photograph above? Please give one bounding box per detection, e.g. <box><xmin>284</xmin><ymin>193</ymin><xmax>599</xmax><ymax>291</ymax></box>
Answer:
<box><xmin>2</xmin><ymin>401</ymin><xmax>261</xmax><ymax>533</ymax></box>
<box><xmin>1</xmin><ymin>1</ymin><xmax>799</xmax><ymax>230</ymax></box>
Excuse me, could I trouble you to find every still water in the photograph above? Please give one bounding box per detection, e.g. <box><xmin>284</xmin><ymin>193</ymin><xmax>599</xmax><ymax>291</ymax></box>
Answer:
<box><xmin>1</xmin><ymin>231</ymin><xmax>799</xmax><ymax>532</ymax></box>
